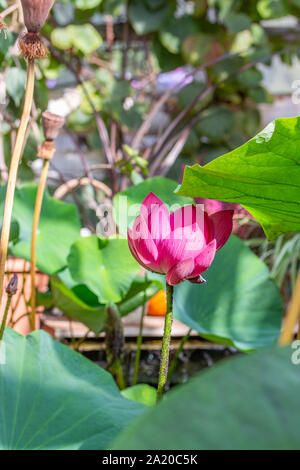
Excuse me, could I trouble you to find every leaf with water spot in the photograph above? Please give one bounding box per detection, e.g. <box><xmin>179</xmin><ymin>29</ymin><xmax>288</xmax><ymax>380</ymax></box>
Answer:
<box><xmin>177</xmin><ymin>117</ymin><xmax>300</xmax><ymax>239</ymax></box>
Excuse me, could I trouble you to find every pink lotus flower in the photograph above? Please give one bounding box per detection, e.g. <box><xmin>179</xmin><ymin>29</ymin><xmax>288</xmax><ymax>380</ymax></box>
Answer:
<box><xmin>128</xmin><ymin>193</ymin><xmax>233</xmax><ymax>286</ymax></box>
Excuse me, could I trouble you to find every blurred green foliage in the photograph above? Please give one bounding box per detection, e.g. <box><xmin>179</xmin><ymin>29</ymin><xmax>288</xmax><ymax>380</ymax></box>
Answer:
<box><xmin>1</xmin><ymin>0</ymin><xmax>299</xmax><ymax>182</ymax></box>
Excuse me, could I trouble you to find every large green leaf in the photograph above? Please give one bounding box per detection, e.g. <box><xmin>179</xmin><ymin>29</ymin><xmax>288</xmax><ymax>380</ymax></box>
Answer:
<box><xmin>0</xmin><ymin>329</ymin><xmax>145</xmax><ymax>450</ymax></box>
<box><xmin>51</xmin><ymin>276</ymin><xmax>106</xmax><ymax>334</ymax></box>
<box><xmin>177</xmin><ymin>117</ymin><xmax>300</xmax><ymax>239</ymax></box>
<box><xmin>67</xmin><ymin>236</ymin><xmax>140</xmax><ymax>304</ymax></box>
<box><xmin>0</xmin><ymin>184</ymin><xmax>81</xmax><ymax>274</ymax></box>
<box><xmin>113</xmin><ymin>346</ymin><xmax>300</xmax><ymax>450</ymax></box>
<box><xmin>50</xmin><ymin>273</ymin><xmax>159</xmax><ymax>333</ymax></box>
<box><xmin>150</xmin><ymin>236</ymin><xmax>283</xmax><ymax>351</ymax></box>
<box><xmin>113</xmin><ymin>176</ymin><xmax>193</xmax><ymax>235</ymax></box>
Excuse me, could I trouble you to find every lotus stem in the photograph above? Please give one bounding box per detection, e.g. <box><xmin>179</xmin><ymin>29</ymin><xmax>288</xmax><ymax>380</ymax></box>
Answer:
<box><xmin>116</xmin><ymin>359</ymin><xmax>125</xmax><ymax>390</ymax></box>
<box><xmin>0</xmin><ymin>59</ymin><xmax>35</xmax><ymax>308</ymax></box>
<box><xmin>157</xmin><ymin>283</ymin><xmax>173</xmax><ymax>401</ymax></box>
<box><xmin>30</xmin><ymin>158</ymin><xmax>49</xmax><ymax>330</ymax></box>
<box><xmin>279</xmin><ymin>270</ymin><xmax>300</xmax><ymax>345</ymax></box>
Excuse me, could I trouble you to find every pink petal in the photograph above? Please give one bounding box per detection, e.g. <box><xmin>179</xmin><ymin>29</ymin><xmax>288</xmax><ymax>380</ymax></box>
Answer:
<box><xmin>203</xmin><ymin>210</ymin><xmax>214</xmax><ymax>243</ymax></box>
<box><xmin>157</xmin><ymin>237</ymin><xmax>187</xmax><ymax>273</ymax></box>
<box><xmin>128</xmin><ymin>228</ymin><xmax>150</xmax><ymax>270</ymax></box>
<box><xmin>188</xmin><ymin>239</ymin><xmax>217</xmax><ymax>278</ymax></box>
<box><xmin>149</xmin><ymin>203</ymin><xmax>171</xmax><ymax>241</ymax></box>
<box><xmin>140</xmin><ymin>192</ymin><xmax>165</xmax><ymax>219</ymax></box>
<box><xmin>170</xmin><ymin>205</ymin><xmax>200</xmax><ymax>232</ymax></box>
<box><xmin>132</xmin><ymin>215</ymin><xmax>159</xmax><ymax>265</ymax></box>
<box><xmin>171</xmin><ymin>205</ymin><xmax>215</xmax><ymax>243</ymax></box>
<box><xmin>128</xmin><ymin>228</ymin><xmax>141</xmax><ymax>264</ymax></box>
<box><xmin>128</xmin><ymin>229</ymin><xmax>163</xmax><ymax>274</ymax></box>
<box><xmin>170</xmin><ymin>205</ymin><xmax>206</xmax><ymax>254</ymax></box>
<box><xmin>140</xmin><ymin>192</ymin><xmax>171</xmax><ymax>240</ymax></box>
<box><xmin>209</xmin><ymin>210</ymin><xmax>233</xmax><ymax>251</ymax></box>
<box><xmin>166</xmin><ymin>258</ymin><xmax>195</xmax><ymax>286</ymax></box>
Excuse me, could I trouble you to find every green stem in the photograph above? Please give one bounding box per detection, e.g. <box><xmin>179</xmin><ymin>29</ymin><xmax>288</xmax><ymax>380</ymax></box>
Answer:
<box><xmin>167</xmin><ymin>328</ymin><xmax>192</xmax><ymax>382</ymax></box>
<box><xmin>116</xmin><ymin>359</ymin><xmax>125</xmax><ymax>390</ymax></box>
<box><xmin>0</xmin><ymin>294</ymin><xmax>12</xmax><ymax>341</ymax></box>
<box><xmin>157</xmin><ymin>283</ymin><xmax>173</xmax><ymax>401</ymax></box>
<box><xmin>132</xmin><ymin>277</ymin><xmax>147</xmax><ymax>385</ymax></box>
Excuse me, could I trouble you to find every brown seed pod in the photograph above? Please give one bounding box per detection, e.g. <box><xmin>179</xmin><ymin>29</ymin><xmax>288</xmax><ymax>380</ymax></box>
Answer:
<box><xmin>18</xmin><ymin>32</ymin><xmax>48</xmax><ymax>60</ymax></box>
<box><xmin>20</xmin><ymin>0</ymin><xmax>55</xmax><ymax>33</ymax></box>
<box><xmin>42</xmin><ymin>111</ymin><xmax>65</xmax><ymax>141</ymax></box>
<box><xmin>38</xmin><ymin>140</ymin><xmax>55</xmax><ymax>160</ymax></box>
<box><xmin>6</xmin><ymin>274</ymin><xmax>18</xmax><ymax>296</ymax></box>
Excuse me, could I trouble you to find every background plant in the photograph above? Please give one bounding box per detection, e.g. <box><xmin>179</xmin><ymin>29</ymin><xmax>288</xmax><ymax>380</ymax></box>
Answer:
<box><xmin>0</xmin><ymin>0</ymin><xmax>300</xmax><ymax>451</ymax></box>
<box><xmin>1</xmin><ymin>0</ymin><xmax>300</xmax><ymax>189</ymax></box>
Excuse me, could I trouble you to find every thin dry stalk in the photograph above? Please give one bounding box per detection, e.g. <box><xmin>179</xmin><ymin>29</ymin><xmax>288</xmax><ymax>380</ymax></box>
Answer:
<box><xmin>279</xmin><ymin>271</ymin><xmax>300</xmax><ymax>345</ymax></box>
<box><xmin>30</xmin><ymin>157</ymin><xmax>49</xmax><ymax>330</ymax></box>
<box><xmin>0</xmin><ymin>60</ymin><xmax>35</xmax><ymax>308</ymax></box>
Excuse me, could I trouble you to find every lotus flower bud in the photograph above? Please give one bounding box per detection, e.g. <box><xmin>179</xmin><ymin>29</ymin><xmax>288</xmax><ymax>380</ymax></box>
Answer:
<box><xmin>128</xmin><ymin>193</ymin><xmax>233</xmax><ymax>286</ymax></box>
<box><xmin>6</xmin><ymin>274</ymin><xmax>18</xmax><ymax>296</ymax></box>
<box><xmin>42</xmin><ymin>111</ymin><xmax>64</xmax><ymax>141</ymax></box>
<box><xmin>20</xmin><ymin>0</ymin><xmax>55</xmax><ymax>33</ymax></box>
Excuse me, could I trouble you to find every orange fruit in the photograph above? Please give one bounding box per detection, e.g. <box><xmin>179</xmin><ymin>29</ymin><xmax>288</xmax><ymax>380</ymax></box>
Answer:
<box><xmin>147</xmin><ymin>290</ymin><xmax>167</xmax><ymax>317</ymax></box>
